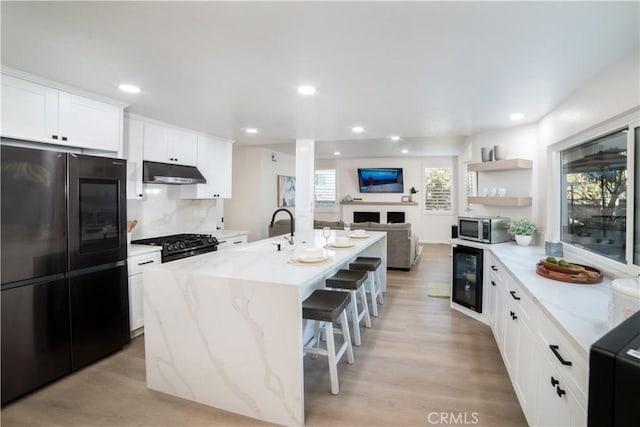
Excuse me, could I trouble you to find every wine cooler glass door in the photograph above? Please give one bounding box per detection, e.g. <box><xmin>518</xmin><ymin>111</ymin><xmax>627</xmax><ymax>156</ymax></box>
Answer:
<box><xmin>452</xmin><ymin>245</ymin><xmax>483</xmax><ymax>312</ymax></box>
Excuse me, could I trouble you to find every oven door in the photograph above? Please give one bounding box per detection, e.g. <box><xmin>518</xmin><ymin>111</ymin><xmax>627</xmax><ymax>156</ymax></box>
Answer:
<box><xmin>68</xmin><ymin>154</ymin><xmax>127</xmax><ymax>270</ymax></box>
<box><xmin>458</xmin><ymin>218</ymin><xmax>482</xmax><ymax>242</ymax></box>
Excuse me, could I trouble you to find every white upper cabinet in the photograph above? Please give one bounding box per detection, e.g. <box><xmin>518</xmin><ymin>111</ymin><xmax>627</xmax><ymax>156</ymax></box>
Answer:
<box><xmin>1</xmin><ymin>73</ymin><xmax>122</xmax><ymax>152</ymax></box>
<box><xmin>143</xmin><ymin>123</ymin><xmax>197</xmax><ymax>166</ymax></box>
<box><xmin>1</xmin><ymin>75</ymin><xmax>58</xmax><ymax>141</ymax></box>
<box><xmin>179</xmin><ymin>135</ymin><xmax>233</xmax><ymax>199</ymax></box>
<box><xmin>59</xmin><ymin>92</ymin><xmax>121</xmax><ymax>151</ymax></box>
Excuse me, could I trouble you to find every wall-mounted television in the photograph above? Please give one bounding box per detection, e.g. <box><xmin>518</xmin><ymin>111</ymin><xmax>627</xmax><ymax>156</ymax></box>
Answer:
<box><xmin>357</xmin><ymin>168</ymin><xmax>404</xmax><ymax>193</ymax></box>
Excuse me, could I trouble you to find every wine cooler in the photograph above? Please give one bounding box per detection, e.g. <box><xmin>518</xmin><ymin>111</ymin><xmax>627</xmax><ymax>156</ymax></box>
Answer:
<box><xmin>452</xmin><ymin>244</ymin><xmax>483</xmax><ymax>313</ymax></box>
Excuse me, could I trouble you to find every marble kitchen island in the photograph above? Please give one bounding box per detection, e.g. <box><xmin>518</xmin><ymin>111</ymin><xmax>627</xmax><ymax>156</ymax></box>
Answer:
<box><xmin>142</xmin><ymin>230</ymin><xmax>386</xmax><ymax>426</ymax></box>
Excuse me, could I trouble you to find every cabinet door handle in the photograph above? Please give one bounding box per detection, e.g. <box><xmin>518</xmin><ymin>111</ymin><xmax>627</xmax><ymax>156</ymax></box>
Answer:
<box><xmin>491</xmin><ymin>265</ymin><xmax>498</xmax><ymax>271</ymax></box>
<box><xmin>491</xmin><ymin>280</ymin><xmax>496</xmax><ymax>286</ymax></box>
<box><xmin>549</xmin><ymin>345</ymin><xmax>573</xmax><ymax>366</ymax></box>
<box><xmin>556</xmin><ymin>386</ymin><xmax>566</xmax><ymax>397</ymax></box>
<box><xmin>137</xmin><ymin>260</ymin><xmax>155</xmax><ymax>266</ymax></box>
<box><xmin>550</xmin><ymin>376</ymin><xmax>559</xmax><ymax>387</ymax></box>
<box><xmin>61</xmin><ymin>136</ymin><xmax>68</xmax><ymax>141</ymax></box>
<box><xmin>52</xmin><ymin>134</ymin><xmax>58</xmax><ymax>140</ymax></box>
<box><xmin>509</xmin><ymin>290</ymin><xmax>521</xmax><ymax>300</ymax></box>
<box><xmin>233</xmin><ymin>241</ymin><xmax>242</xmax><ymax>244</ymax></box>
<box><xmin>509</xmin><ymin>310</ymin><xmax>518</xmax><ymax>320</ymax></box>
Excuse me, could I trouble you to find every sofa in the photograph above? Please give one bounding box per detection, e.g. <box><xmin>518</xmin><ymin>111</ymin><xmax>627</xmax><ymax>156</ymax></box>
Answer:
<box><xmin>269</xmin><ymin>219</ymin><xmax>420</xmax><ymax>270</ymax></box>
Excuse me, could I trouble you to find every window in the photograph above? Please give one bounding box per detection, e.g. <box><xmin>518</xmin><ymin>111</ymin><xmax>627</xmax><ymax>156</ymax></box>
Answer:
<box><xmin>424</xmin><ymin>167</ymin><xmax>452</xmax><ymax>211</ymax></box>
<box><xmin>561</xmin><ymin>129</ymin><xmax>627</xmax><ymax>262</ymax></box>
<box><xmin>314</xmin><ymin>169</ymin><xmax>336</xmax><ymax>209</ymax></box>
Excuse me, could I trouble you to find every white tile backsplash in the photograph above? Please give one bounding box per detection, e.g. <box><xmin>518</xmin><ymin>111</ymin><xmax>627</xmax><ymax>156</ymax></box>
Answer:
<box><xmin>127</xmin><ymin>184</ymin><xmax>221</xmax><ymax>239</ymax></box>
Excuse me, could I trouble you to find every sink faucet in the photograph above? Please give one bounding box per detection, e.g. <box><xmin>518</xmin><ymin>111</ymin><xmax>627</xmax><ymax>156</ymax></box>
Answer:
<box><xmin>270</xmin><ymin>208</ymin><xmax>295</xmax><ymax>243</ymax></box>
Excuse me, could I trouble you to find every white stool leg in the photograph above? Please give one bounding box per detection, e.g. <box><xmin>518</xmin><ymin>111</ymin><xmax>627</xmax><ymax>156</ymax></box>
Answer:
<box><xmin>325</xmin><ymin>322</ymin><xmax>339</xmax><ymax>395</ymax></box>
<box><xmin>368</xmin><ymin>272</ymin><xmax>379</xmax><ymax>317</ymax></box>
<box><xmin>376</xmin><ymin>267</ymin><xmax>385</xmax><ymax>304</ymax></box>
<box><xmin>350</xmin><ymin>290</ymin><xmax>361</xmax><ymax>346</ymax></box>
<box><xmin>311</xmin><ymin>320</ymin><xmax>321</xmax><ymax>359</ymax></box>
<box><xmin>340</xmin><ymin>310</ymin><xmax>354</xmax><ymax>364</ymax></box>
<box><xmin>359</xmin><ymin>284</ymin><xmax>372</xmax><ymax>328</ymax></box>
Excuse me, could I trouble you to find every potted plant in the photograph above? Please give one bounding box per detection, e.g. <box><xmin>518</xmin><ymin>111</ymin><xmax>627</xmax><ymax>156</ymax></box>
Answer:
<box><xmin>409</xmin><ymin>186</ymin><xmax>418</xmax><ymax>202</ymax></box>
<box><xmin>508</xmin><ymin>218</ymin><xmax>538</xmax><ymax>246</ymax></box>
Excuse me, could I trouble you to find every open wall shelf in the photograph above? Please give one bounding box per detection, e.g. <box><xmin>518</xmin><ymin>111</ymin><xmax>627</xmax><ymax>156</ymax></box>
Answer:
<box><xmin>340</xmin><ymin>201</ymin><xmax>418</xmax><ymax>206</ymax></box>
<box><xmin>468</xmin><ymin>196</ymin><xmax>532</xmax><ymax>207</ymax></box>
<box><xmin>468</xmin><ymin>159</ymin><xmax>532</xmax><ymax>172</ymax></box>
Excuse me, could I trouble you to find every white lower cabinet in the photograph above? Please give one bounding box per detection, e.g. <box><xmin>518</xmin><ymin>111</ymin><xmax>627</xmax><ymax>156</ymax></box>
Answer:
<box><xmin>485</xmin><ymin>254</ymin><xmax>587</xmax><ymax>427</ymax></box>
<box><xmin>217</xmin><ymin>234</ymin><xmax>247</xmax><ymax>250</ymax></box>
<box><xmin>535</xmin><ymin>346</ymin><xmax>587</xmax><ymax>427</ymax></box>
<box><xmin>128</xmin><ymin>251</ymin><xmax>161</xmax><ymax>336</ymax></box>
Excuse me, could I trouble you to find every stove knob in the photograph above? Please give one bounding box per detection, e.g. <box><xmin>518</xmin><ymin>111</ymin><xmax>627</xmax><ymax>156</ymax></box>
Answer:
<box><xmin>166</xmin><ymin>244</ymin><xmax>174</xmax><ymax>251</ymax></box>
<box><xmin>179</xmin><ymin>242</ymin><xmax>186</xmax><ymax>249</ymax></box>
<box><xmin>208</xmin><ymin>238</ymin><xmax>213</xmax><ymax>244</ymax></box>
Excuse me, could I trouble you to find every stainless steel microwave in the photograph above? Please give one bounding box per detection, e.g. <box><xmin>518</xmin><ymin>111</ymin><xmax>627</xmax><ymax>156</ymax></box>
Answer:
<box><xmin>458</xmin><ymin>216</ymin><xmax>510</xmax><ymax>243</ymax></box>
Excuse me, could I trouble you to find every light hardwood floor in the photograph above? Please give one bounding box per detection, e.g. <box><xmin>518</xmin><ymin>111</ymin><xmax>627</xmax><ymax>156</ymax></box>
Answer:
<box><xmin>1</xmin><ymin>245</ymin><xmax>526</xmax><ymax>427</ymax></box>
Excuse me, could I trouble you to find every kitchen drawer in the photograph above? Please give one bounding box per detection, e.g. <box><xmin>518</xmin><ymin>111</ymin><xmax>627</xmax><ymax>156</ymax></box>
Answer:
<box><xmin>217</xmin><ymin>235</ymin><xmax>247</xmax><ymax>250</ymax></box>
<box><xmin>536</xmin><ymin>310</ymin><xmax>589</xmax><ymax>402</ymax></box>
<box><xmin>128</xmin><ymin>252</ymin><xmax>161</xmax><ymax>276</ymax></box>
<box><xmin>503</xmin><ymin>274</ymin><xmax>536</xmax><ymax>322</ymax></box>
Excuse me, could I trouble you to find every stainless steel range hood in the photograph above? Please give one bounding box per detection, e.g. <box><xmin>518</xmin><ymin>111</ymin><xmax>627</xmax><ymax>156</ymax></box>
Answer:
<box><xmin>143</xmin><ymin>161</ymin><xmax>206</xmax><ymax>185</ymax></box>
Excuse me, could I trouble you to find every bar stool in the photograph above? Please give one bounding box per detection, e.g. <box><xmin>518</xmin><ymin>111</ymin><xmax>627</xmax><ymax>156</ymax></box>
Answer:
<box><xmin>349</xmin><ymin>257</ymin><xmax>384</xmax><ymax>316</ymax></box>
<box><xmin>302</xmin><ymin>289</ymin><xmax>354</xmax><ymax>395</ymax></box>
<box><xmin>325</xmin><ymin>269</ymin><xmax>371</xmax><ymax>346</ymax></box>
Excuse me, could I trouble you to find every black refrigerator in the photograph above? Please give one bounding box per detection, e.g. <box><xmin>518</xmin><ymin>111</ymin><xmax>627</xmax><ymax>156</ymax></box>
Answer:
<box><xmin>1</xmin><ymin>144</ymin><xmax>130</xmax><ymax>404</ymax></box>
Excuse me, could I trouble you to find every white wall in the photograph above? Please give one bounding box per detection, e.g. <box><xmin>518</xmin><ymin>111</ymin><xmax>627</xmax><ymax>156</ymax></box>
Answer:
<box><xmin>315</xmin><ymin>156</ymin><xmax>458</xmax><ymax>243</ymax></box>
<box><xmin>460</xmin><ymin>124</ymin><xmax>538</xmax><ymax>223</ymax></box>
<box><xmin>127</xmin><ymin>186</ymin><xmax>221</xmax><ymax>240</ymax></box>
<box><xmin>225</xmin><ymin>146</ymin><xmax>295</xmax><ymax>241</ymax></box>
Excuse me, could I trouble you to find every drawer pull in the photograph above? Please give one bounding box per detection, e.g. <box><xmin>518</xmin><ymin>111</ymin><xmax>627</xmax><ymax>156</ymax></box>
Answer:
<box><xmin>550</xmin><ymin>376</ymin><xmax>559</xmax><ymax>387</ymax></box>
<box><xmin>509</xmin><ymin>310</ymin><xmax>517</xmax><ymax>320</ymax></box>
<box><xmin>233</xmin><ymin>240</ymin><xmax>243</xmax><ymax>244</ymax></box>
<box><xmin>509</xmin><ymin>290</ymin><xmax>521</xmax><ymax>300</ymax></box>
<box><xmin>549</xmin><ymin>345</ymin><xmax>573</xmax><ymax>366</ymax></box>
<box><xmin>491</xmin><ymin>280</ymin><xmax>496</xmax><ymax>286</ymax></box>
<box><xmin>491</xmin><ymin>265</ymin><xmax>498</xmax><ymax>271</ymax></box>
<box><xmin>137</xmin><ymin>260</ymin><xmax>155</xmax><ymax>266</ymax></box>
<box><xmin>556</xmin><ymin>386</ymin><xmax>566</xmax><ymax>397</ymax></box>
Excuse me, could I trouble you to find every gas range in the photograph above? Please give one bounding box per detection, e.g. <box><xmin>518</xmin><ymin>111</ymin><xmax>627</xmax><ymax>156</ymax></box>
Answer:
<box><xmin>132</xmin><ymin>233</ymin><xmax>218</xmax><ymax>263</ymax></box>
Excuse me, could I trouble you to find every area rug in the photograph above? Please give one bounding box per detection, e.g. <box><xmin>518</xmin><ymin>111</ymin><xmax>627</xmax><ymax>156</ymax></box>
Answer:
<box><xmin>427</xmin><ymin>281</ymin><xmax>451</xmax><ymax>298</ymax></box>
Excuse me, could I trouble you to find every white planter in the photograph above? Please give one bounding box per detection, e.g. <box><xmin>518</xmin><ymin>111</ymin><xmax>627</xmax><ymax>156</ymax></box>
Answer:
<box><xmin>515</xmin><ymin>235</ymin><xmax>533</xmax><ymax>246</ymax></box>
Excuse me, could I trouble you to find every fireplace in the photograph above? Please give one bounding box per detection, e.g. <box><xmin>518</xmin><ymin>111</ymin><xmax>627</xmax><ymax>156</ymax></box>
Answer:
<box><xmin>353</xmin><ymin>211</ymin><xmax>380</xmax><ymax>223</ymax></box>
<box><xmin>387</xmin><ymin>212</ymin><xmax>406</xmax><ymax>223</ymax></box>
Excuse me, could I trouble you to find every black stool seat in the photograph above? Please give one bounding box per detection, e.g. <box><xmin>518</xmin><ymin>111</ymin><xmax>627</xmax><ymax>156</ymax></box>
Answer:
<box><xmin>302</xmin><ymin>290</ymin><xmax>351</xmax><ymax>323</ymax></box>
<box><xmin>349</xmin><ymin>256</ymin><xmax>382</xmax><ymax>271</ymax></box>
<box><xmin>326</xmin><ymin>269</ymin><xmax>368</xmax><ymax>290</ymax></box>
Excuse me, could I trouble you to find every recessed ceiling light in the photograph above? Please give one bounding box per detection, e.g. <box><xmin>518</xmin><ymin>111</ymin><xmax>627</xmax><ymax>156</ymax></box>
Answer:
<box><xmin>509</xmin><ymin>113</ymin><xmax>524</xmax><ymax>121</ymax></box>
<box><xmin>401</xmin><ymin>149</ymin><xmax>409</xmax><ymax>154</ymax></box>
<box><xmin>118</xmin><ymin>84</ymin><xmax>140</xmax><ymax>93</ymax></box>
<box><xmin>391</xmin><ymin>136</ymin><xmax>401</xmax><ymax>141</ymax></box>
<box><xmin>334</xmin><ymin>151</ymin><xmax>341</xmax><ymax>156</ymax></box>
<box><xmin>352</xmin><ymin>126</ymin><xmax>364</xmax><ymax>133</ymax></box>
<box><xmin>245</xmin><ymin>128</ymin><xmax>258</xmax><ymax>134</ymax></box>
<box><xmin>297</xmin><ymin>85</ymin><xmax>316</xmax><ymax>95</ymax></box>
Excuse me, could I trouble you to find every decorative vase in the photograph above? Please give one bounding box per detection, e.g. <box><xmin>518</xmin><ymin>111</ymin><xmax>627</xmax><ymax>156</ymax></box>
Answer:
<box><xmin>515</xmin><ymin>235</ymin><xmax>532</xmax><ymax>246</ymax></box>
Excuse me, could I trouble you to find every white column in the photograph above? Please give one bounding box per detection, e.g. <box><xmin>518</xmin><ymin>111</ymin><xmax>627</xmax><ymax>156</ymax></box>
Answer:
<box><xmin>295</xmin><ymin>139</ymin><xmax>315</xmax><ymax>243</ymax></box>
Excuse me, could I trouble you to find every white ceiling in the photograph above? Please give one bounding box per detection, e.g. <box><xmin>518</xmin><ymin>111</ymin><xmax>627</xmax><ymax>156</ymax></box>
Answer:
<box><xmin>2</xmin><ymin>1</ymin><xmax>638</xmax><ymax>159</ymax></box>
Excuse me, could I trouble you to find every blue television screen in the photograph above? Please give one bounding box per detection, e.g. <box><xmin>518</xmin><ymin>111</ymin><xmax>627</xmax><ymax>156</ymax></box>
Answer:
<box><xmin>357</xmin><ymin>168</ymin><xmax>404</xmax><ymax>193</ymax></box>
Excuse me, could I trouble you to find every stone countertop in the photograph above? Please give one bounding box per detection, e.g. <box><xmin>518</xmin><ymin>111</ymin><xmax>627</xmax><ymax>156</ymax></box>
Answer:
<box><xmin>145</xmin><ymin>230</ymin><xmax>385</xmax><ymax>288</ymax></box>
<box><xmin>127</xmin><ymin>244</ymin><xmax>162</xmax><ymax>257</ymax></box>
<box><xmin>453</xmin><ymin>239</ymin><xmax>614</xmax><ymax>358</ymax></box>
